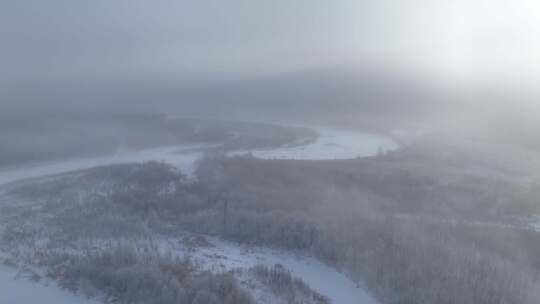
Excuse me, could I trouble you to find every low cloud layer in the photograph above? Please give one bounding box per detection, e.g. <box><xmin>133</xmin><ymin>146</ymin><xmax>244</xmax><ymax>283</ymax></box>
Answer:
<box><xmin>1</xmin><ymin>1</ymin><xmax>539</xmax><ymax>118</ymax></box>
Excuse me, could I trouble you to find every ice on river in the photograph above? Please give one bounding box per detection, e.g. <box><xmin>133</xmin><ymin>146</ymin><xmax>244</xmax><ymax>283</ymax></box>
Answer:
<box><xmin>232</xmin><ymin>126</ymin><xmax>397</xmax><ymax>160</ymax></box>
<box><xmin>195</xmin><ymin>237</ymin><xmax>378</xmax><ymax>304</ymax></box>
<box><xmin>0</xmin><ymin>126</ymin><xmax>397</xmax><ymax>187</ymax></box>
<box><xmin>0</xmin><ymin>144</ymin><xmax>210</xmax><ymax>186</ymax></box>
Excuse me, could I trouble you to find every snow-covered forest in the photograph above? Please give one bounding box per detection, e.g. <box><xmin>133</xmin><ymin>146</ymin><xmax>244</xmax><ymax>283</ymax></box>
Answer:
<box><xmin>2</xmin><ymin>124</ymin><xmax>540</xmax><ymax>303</ymax></box>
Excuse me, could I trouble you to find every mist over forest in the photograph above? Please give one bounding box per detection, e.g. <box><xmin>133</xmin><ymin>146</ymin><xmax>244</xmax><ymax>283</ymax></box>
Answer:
<box><xmin>1</xmin><ymin>1</ymin><xmax>540</xmax><ymax>304</ymax></box>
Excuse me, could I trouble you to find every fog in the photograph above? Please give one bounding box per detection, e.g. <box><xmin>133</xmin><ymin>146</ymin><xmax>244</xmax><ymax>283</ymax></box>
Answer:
<box><xmin>1</xmin><ymin>2</ymin><xmax>540</xmax><ymax>304</ymax></box>
<box><xmin>2</xmin><ymin>1</ymin><xmax>539</xmax><ymax>119</ymax></box>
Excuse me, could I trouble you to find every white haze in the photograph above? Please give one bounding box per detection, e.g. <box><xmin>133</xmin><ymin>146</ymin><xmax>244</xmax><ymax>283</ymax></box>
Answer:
<box><xmin>1</xmin><ymin>0</ymin><xmax>540</xmax><ymax>99</ymax></box>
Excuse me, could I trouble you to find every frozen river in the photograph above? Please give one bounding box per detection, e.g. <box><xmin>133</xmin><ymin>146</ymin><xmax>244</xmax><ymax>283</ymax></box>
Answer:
<box><xmin>232</xmin><ymin>125</ymin><xmax>397</xmax><ymax>160</ymax></box>
<box><xmin>197</xmin><ymin>237</ymin><xmax>378</xmax><ymax>304</ymax></box>
<box><xmin>0</xmin><ymin>265</ymin><xmax>98</xmax><ymax>304</ymax></box>
<box><xmin>0</xmin><ymin>126</ymin><xmax>397</xmax><ymax>186</ymax></box>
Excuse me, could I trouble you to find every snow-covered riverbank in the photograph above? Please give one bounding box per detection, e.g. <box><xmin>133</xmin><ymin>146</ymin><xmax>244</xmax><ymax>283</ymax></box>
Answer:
<box><xmin>0</xmin><ymin>265</ymin><xmax>98</xmax><ymax>304</ymax></box>
<box><xmin>197</xmin><ymin>237</ymin><xmax>378</xmax><ymax>304</ymax></box>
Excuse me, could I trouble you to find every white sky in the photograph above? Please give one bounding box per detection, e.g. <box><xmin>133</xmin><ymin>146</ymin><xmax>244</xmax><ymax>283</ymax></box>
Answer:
<box><xmin>1</xmin><ymin>0</ymin><xmax>539</xmax><ymax>91</ymax></box>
